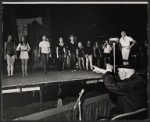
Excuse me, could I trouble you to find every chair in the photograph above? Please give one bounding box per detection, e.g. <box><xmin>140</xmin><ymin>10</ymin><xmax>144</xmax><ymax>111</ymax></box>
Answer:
<box><xmin>111</xmin><ymin>108</ymin><xmax>148</xmax><ymax>120</ymax></box>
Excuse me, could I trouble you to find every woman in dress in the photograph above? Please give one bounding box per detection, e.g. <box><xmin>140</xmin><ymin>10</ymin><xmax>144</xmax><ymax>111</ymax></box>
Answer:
<box><xmin>39</xmin><ymin>36</ymin><xmax>50</xmax><ymax>74</ymax></box>
<box><xmin>4</xmin><ymin>35</ymin><xmax>17</xmax><ymax>77</ymax></box>
<box><xmin>56</xmin><ymin>37</ymin><xmax>66</xmax><ymax>72</ymax></box>
<box><xmin>16</xmin><ymin>36</ymin><xmax>31</xmax><ymax>76</ymax></box>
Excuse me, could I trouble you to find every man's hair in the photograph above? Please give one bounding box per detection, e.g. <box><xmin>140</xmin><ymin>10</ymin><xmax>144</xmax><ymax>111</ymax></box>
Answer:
<box><xmin>118</xmin><ymin>68</ymin><xmax>135</xmax><ymax>78</ymax></box>
<box><xmin>121</xmin><ymin>31</ymin><xmax>126</xmax><ymax>35</ymax></box>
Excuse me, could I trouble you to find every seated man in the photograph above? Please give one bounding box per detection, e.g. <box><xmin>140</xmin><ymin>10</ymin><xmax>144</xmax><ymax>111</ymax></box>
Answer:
<box><xmin>93</xmin><ymin>64</ymin><xmax>147</xmax><ymax>119</ymax></box>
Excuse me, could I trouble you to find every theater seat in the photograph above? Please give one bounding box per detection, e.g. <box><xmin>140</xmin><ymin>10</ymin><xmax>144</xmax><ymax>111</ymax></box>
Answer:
<box><xmin>111</xmin><ymin>108</ymin><xmax>148</xmax><ymax>121</ymax></box>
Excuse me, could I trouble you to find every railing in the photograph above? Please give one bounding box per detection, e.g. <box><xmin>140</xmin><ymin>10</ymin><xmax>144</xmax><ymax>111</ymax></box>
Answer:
<box><xmin>14</xmin><ymin>93</ymin><xmax>113</xmax><ymax>121</ymax></box>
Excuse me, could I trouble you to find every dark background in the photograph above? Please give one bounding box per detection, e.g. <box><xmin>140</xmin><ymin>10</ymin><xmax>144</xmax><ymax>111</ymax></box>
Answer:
<box><xmin>3</xmin><ymin>4</ymin><xmax>148</xmax><ymax>45</ymax></box>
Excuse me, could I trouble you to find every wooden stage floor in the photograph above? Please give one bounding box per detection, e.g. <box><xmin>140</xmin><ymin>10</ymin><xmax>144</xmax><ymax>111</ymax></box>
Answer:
<box><xmin>2</xmin><ymin>69</ymin><xmax>102</xmax><ymax>88</ymax></box>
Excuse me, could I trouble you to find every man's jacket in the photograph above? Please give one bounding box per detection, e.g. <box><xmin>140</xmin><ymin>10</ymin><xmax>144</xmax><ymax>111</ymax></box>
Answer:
<box><xmin>102</xmin><ymin>72</ymin><xmax>147</xmax><ymax>113</ymax></box>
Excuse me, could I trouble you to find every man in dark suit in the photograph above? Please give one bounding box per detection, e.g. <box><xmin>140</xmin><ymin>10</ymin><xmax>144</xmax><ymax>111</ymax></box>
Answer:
<box><xmin>93</xmin><ymin>63</ymin><xmax>147</xmax><ymax>119</ymax></box>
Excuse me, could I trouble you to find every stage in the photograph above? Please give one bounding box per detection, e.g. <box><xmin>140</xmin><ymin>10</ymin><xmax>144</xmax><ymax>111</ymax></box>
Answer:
<box><xmin>2</xmin><ymin>69</ymin><xmax>106</xmax><ymax>120</ymax></box>
<box><xmin>2</xmin><ymin>69</ymin><xmax>102</xmax><ymax>89</ymax></box>
<box><xmin>2</xmin><ymin>67</ymin><xmax>147</xmax><ymax>89</ymax></box>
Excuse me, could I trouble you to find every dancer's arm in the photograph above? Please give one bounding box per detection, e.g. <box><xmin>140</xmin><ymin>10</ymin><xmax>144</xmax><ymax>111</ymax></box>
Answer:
<box><xmin>76</xmin><ymin>49</ymin><xmax>78</xmax><ymax>59</ymax></box>
<box><xmin>14</xmin><ymin>43</ymin><xmax>17</xmax><ymax>59</ymax></box>
<box><xmin>27</xmin><ymin>43</ymin><xmax>31</xmax><ymax>52</ymax></box>
<box><xmin>56</xmin><ymin>47</ymin><xmax>59</xmax><ymax>58</ymax></box>
<box><xmin>130</xmin><ymin>39</ymin><xmax>136</xmax><ymax>49</ymax></box>
<box><xmin>38</xmin><ymin>47</ymin><xmax>41</xmax><ymax>57</ymax></box>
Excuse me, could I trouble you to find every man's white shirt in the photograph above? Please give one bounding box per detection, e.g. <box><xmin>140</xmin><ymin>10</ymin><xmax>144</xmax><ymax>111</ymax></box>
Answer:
<box><xmin>39</xmin><ymin>41</ymin><xmax>50</xmax><ymax>54</ymax></box>
<box><xmin>120</xmin><ymin>36</ymin><xmax>133</xmax><ymax>47</ymax></box>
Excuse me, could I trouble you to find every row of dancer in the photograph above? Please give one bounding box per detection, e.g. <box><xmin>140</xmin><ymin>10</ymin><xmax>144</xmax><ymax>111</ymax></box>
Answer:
<box><xmin>56</xmin><ymin>35</ymin><xmax>112</xmax><ymax>72</ymax></box>
<box><xmin>34</xmin><ymin>31</ymin><xmax>136</xmax><ymax>73</ymax></box>
<box><xmin>4</xmin><ymin>31</ymin><xmax>136</xmax><ymax>76</ymax></box>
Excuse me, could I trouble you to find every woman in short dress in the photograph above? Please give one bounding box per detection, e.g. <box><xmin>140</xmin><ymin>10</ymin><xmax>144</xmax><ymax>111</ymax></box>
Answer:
<box><xmin>4</xmin><ymin>35</ymin><xmax>17</xmax><ymax>77</ymax></box>
<box><xmin>16</xmin><ymin>36</ymin><xmax>31</xmax><ymax>76</ymax></box>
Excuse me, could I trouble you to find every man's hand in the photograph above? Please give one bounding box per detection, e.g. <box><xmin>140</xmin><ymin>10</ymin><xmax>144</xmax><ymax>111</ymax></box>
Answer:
<box><xmin>106</xmin><ymin>64</ymin><xmax>113</xmax><ymax>72</ymax></box>
<box><xmin>92</xmin><ymin>65</ymin><xmax>106</xmax><ymax>74</ymax></box>
<box><xmin>69</xmin><ymin>52</ymin><xmax>71</xmax><ymax>57</ymax></box>
<box><xmin>57</xmin><ymin>55</ymin><xmax>59</xmax><ymax>58</ymax></box>
<box><xmin>49</xmin><ymin>54</ymin><xmax>52</xmax><ymax>58</ymax></box>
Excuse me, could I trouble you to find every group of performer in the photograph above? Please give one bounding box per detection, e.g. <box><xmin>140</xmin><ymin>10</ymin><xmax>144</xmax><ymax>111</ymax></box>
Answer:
<box><xmin>4</xmin><ymin>35</ymin><xmax>31</xmax><ymax>77</ymax></box>
<box><xmin>4</xmin><ymin>31</ymin><xmax>137</xmax><ymax>77</ymax></box>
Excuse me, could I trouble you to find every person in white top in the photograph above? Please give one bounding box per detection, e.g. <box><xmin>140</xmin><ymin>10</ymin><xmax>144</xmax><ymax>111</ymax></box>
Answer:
<box><xmin>77</xmin><ymin>42</ymin><xmax>85</xmax><ymax>69</ymax></box>
<box><xmin>16</xmin><ymin>36</ymin><xmax>31</xmax><ymax>76</ymax></box>
<box><xmin>119</xmin><ymin>31</ymin><xmax>136</xmax><ymax>63</ymax></box>
<box><xmin>39</xmin><ymin>36</ymin><xmax>51</xmax><ymax>74</ymax></box>
<box><xmin>102</xmin><ymin>40</ymin><xmax>112</xmax><ymax>68</ymax></box>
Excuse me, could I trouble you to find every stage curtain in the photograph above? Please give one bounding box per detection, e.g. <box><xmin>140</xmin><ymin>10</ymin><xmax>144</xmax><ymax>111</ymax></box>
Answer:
<box><xmin>42</xmin><ymin>98</ymin><xmax>113</xmax><ymax>121</ymax></box>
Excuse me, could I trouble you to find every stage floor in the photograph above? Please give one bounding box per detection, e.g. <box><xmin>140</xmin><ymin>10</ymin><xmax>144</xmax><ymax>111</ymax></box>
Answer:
<box><xmin>2</xmin><ymin>69</ymin><xmax>102</xmax><ymax>88</ymax></box>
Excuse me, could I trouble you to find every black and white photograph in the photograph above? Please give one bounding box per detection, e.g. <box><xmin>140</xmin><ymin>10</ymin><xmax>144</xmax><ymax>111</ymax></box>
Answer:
<box><xmin>1</xmin><ymin>1</ymin><xmax>149</xmax><ymax>121</ymax></box>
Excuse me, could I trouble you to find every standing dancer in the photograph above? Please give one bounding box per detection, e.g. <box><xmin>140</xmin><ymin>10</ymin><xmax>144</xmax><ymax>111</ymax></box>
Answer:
<box><xmin>66</xmin><ymin>45</ymin><xmax>71</xmax><ymax>69</ymax></box>
<box><xmin>4</xmin><ymin>35</ymin><xmax>17</xmax><ymax>77</ymax></box>
<box><xmin>119</xmin><ymin>31</ymin><xmax>136</xmax><ymax>64</ymax></box>
<box><xmin>46</xmin><ymin>37</ymin><xmax>51</xmax><ymax>70</ymax></box>
<box><xmin>68</xmin><ymin>35</ymin><xmax>77</xmax><ymax>72</ymax></box>
<box><xmin>39</xmin><ymin>36</ymin><xmax>50</xmax><ymax>74</ymax></box>
<box><xmin>102</xmin><ymin>40</ymin><xmax>112</xmax><ymax>68</ymax></box>
<box><xmin>16</xmin><ymin>36</ymin><xmax>31</xmax><ymax>76</ymax></box>
<box><xmin>77</xmin><ymin>42</ymin><xmax>85</xmax><ymax>69</ymax></box>
<box><xmin>85</xmin><ymin>41</ymin><xmax>93</xmax><ymax>70</ymax></box>
<box><xmin>56</xmin><ymin>37</ymin><xmax>66</xmax><ymax>72</ymax></box>
<box><xmin>93</xmin><ymin>41</ymin><xmax>102</xmax><ymax>67</ymax></box>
